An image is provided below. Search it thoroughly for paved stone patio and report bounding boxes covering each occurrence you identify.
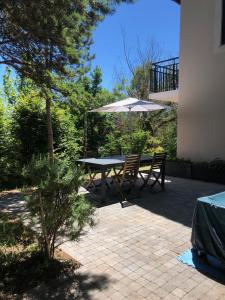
[1,177,225,299]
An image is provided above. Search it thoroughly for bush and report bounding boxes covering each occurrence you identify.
[120,130,148,155]
[0,90,81,190]
[0,99,20,189]
[98,131,122,156]
[11,94,80,165]
[23,156,95,260]
[99,129,165,156]
[160,121,177,160]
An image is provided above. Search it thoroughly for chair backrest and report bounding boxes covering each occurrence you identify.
[151,152,167,171]
[122,154,140,180]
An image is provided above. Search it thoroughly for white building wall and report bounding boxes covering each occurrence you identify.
[177,0,225,161]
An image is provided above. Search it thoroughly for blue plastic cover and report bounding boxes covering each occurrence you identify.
[191,192,225,264]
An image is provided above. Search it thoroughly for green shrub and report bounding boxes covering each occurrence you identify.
[120,130,148,155]
[11,94,80,165]
[145,135,164,155]
[23,156,95,260]
[0,99,20,189]
[98,131,121,156]
[99,129,166,156]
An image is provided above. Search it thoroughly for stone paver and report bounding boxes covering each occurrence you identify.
[1,177,225,299]
[60,177,225,299]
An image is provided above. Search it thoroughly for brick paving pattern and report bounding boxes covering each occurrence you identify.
[1,177,225,299]
[60,177,225,299]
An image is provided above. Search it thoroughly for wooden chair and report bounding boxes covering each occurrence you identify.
[108,149,123,177]
[139,152,167,191]
[112,154,140,207]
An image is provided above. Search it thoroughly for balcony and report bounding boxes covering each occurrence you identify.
[149,57,179,103]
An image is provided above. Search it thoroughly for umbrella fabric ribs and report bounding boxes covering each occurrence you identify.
[89,97,165,113]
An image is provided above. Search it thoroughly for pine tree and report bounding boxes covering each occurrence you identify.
[0,0,135,160]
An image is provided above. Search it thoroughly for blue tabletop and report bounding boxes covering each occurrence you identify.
[77,157,124,166]
[77,155,152,167]
[198,192,225,209]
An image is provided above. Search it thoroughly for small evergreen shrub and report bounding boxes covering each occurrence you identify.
[23,156,95,260]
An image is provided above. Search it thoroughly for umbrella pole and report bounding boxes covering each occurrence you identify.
[84,112,88,158]
[128,106,132,133]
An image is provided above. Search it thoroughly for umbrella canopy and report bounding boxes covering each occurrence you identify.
[89,97,165,113]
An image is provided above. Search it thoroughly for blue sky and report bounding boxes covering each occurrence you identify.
[91,0,180,90]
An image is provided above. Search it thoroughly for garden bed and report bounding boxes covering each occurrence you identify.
[0,211,81,299]
[165,159,225,185]
[165,160,192,179]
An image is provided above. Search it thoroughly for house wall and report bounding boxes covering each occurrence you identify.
[177,0,225,161]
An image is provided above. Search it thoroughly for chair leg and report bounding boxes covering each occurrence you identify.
[150,172,165,190]
[105,168,115,188]
[139,171,151,191]
[85,172,97,189]
[118,186,125,208]
[113,167,121,176]
[126,179,136,195]
[139,176,149,190]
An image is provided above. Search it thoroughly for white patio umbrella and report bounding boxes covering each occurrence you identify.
[89,97,165,113]
[84,97,166,156]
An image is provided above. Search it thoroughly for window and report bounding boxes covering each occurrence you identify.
[221,0,225,44]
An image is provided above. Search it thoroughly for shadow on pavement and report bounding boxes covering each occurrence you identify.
[23,271,112,300]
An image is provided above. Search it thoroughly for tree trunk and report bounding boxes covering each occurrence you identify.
[39,193,50,260]
[46,97,54,164]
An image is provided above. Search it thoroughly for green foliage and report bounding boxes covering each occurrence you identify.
[66,67,125,156]
[0,73,82,190]
[0,98,19,188]
[99,128,164,156]
[0,0,136,170]
[98,130,122,156]
[129,62,152,99]
[0,65,125,189]
[11,90,48,165]
[0,0,135,89]
[120,130,148,155]
[2,68,18,105]
[160,121,177,159]
[90,66,102,96]
[11,93,80,166]
[145,135,164,155]
[23,156,95,259]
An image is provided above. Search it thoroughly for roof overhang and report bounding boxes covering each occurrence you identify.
[172,0,180,4]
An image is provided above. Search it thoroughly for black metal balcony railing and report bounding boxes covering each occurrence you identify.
[150,57,179,93]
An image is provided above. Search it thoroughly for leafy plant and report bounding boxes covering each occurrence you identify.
[160,121,177,159]
[120,130,148,155]
[23,156,95,260]
[98,131,122,156]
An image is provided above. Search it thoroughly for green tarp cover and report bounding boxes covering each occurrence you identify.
[191,192,225,263]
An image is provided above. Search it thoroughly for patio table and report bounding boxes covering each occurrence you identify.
[77,155,154,201]
[191,192,225,264]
